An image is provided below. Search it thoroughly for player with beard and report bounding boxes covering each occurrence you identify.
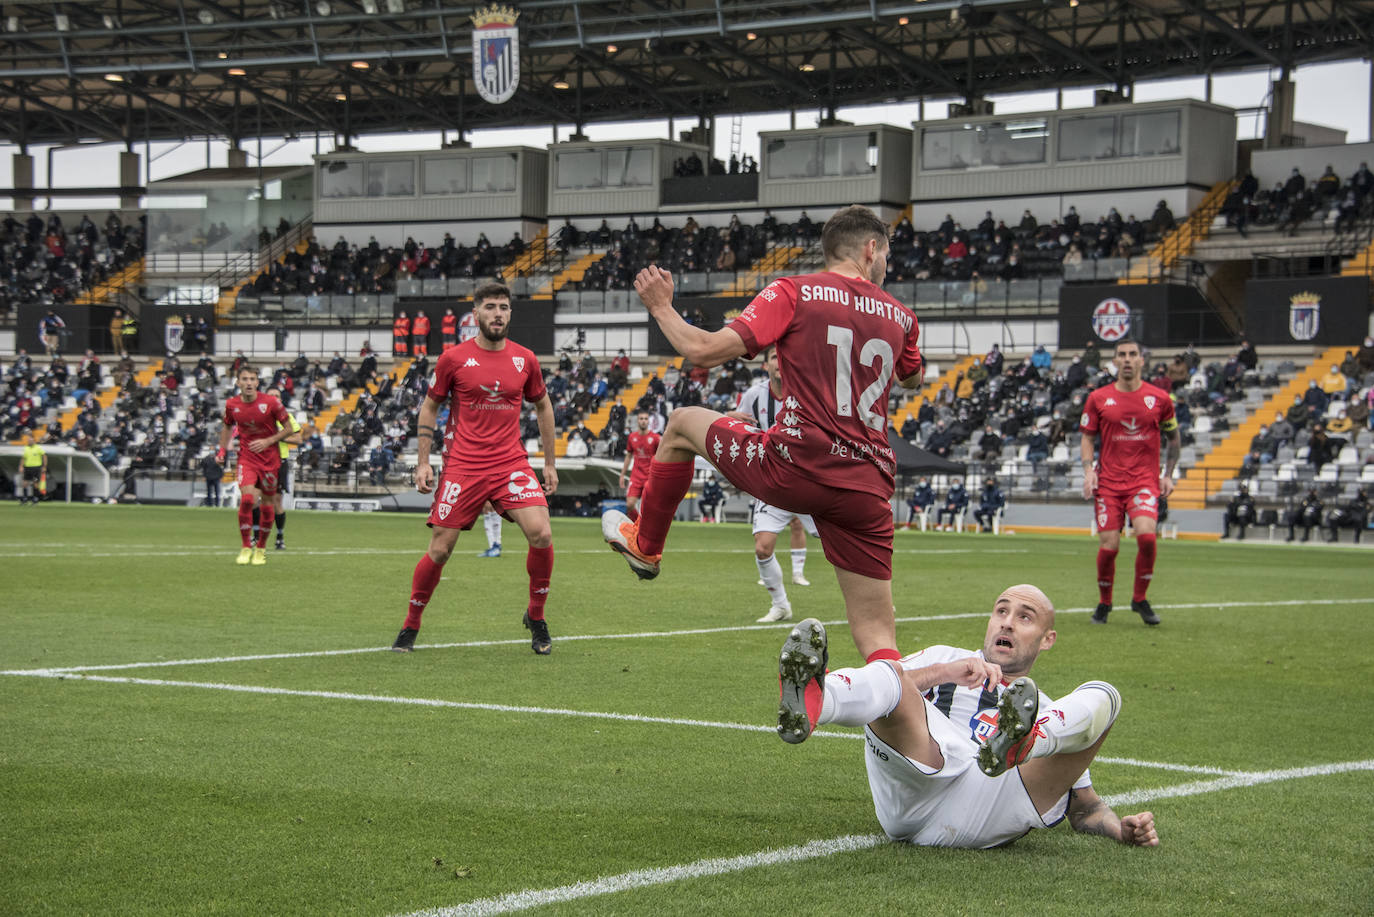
[603,205,923,664]
[618,409,661,519]
[391,282,560,655]
[1080,339,1180,626]
[774,585,1158,850]
[217,366,293,566]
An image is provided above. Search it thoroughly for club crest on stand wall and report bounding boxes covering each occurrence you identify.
[472,5,520,104]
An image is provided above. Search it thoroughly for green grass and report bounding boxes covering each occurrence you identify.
[1,504,1371,916]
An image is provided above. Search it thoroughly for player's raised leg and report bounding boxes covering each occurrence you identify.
[507,504,554,655]
[603,405,723,578]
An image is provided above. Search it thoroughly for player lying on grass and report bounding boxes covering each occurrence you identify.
[777,584,1159,849]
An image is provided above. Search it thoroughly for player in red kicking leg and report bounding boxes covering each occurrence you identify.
[217,366,293,567]
[1079,339,1181,626]
[392,283,559,655]
[602,206,924,663]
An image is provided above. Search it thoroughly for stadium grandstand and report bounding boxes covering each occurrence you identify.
[1,0,1373,541]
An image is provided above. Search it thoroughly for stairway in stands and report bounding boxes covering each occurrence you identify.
[889,355,980,432]
[499,227,551,282]
[1120,180,1234,285]
[532,251,603,301]
[214,230,314,324]
[74,258,144,305]
[313,358,412,433]
[716,243,807,296]
[1171,345,1348,508]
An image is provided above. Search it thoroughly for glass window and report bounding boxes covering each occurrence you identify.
[471,154,516,192]
[366,160,414,197]
[1058,115,1117,161]
[556,150,602,189]
[765,137,820,179]
[921,121,1046,171]
[822,133,877,176]
[319,160,364,198]
[606,148,653,187]
[424,157,469,195]
[1119,110,1181,157]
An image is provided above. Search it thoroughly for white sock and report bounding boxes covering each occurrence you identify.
[818,662,902,726]
[1029,681,1122,759]
[791,548,807,578]
[483,511,502,548]
[756,554,788,607]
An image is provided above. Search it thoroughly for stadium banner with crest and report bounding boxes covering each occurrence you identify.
[648,297,751,355]
[1058,283,1232,349]
[1242,277,1370,346]
[471,5,520,105]
[139,303,216,356]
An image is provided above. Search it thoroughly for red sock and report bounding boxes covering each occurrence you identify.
[1133,533,1157,602]
[1096,547,1118,605]
[526,545,554,620]
[634,459,696,556]
[238,495,256,548]
[404,554,444,630]
[625,504,639,522]
[256,504,275,548]
[865,648,902,664]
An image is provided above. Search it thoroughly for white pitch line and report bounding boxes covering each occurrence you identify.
[0,546,1029,560]
[0,669,1260,778]
[392,759,1374,917]
[4,596,1370,677]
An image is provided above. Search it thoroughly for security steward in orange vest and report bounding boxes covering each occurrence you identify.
[411,310,431,356]
[441,308,458,351]
[392,311,410,356]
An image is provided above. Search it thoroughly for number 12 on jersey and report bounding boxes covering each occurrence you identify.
[827,325,894,431]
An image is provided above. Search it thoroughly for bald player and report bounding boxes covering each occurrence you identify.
[774,585,1158,849]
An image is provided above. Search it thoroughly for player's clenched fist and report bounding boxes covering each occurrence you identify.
[414,463,435,494]
[1119,811,1158,846]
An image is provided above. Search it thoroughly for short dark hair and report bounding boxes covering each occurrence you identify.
[821,205,888,263]
[473,281,512,306]
[236,364,258,378]
[1114,338,1141,353]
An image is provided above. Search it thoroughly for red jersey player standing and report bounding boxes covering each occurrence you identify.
[392,282,560,655]
[1079,338,1180,626]
[602,205,923,666]
[618,409,661,518]
[216,365,293,566]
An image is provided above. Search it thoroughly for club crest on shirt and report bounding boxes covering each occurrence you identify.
[970,707,1000,744]
[1144,395,1156,409]
[437,503,452,521]
[258,402,267,413]
[512,356,525,372]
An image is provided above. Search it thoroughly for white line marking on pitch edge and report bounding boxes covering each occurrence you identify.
[3,596,1369,677]
[389,759,1374,917]
[0,669,1261,778]
[0,546,1028,559]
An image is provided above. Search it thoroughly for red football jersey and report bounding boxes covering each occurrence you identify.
[429,338,546,472]
[626,430,661,480]
[1080,382,1178,490]
[727,271,922,497]
[224,393,289,464]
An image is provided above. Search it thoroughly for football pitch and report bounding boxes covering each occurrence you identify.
[1,504,1371,916]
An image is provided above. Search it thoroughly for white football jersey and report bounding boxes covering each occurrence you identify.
[735,378,783,429]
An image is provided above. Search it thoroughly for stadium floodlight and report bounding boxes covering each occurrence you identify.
[362,0,378,13]
[102,14,120,29]
[386,0,405,13]
[350,59,370,70]
[553,73,570,90]
[5,15,19,32]
[198,9,215,24]
[316,1,331,15]
[54,13,69,31]
[606,43,617,53]
[104,73,125,83]
[227,67,247,77]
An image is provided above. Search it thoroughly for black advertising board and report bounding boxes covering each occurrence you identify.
[1058,283,1228,349]
[16,302,117,355]
[1242,277,1370,346]
[139,302,217,356]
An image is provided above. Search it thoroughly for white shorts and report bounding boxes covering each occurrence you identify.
[751,501,819,537]
[862,697,1084,848]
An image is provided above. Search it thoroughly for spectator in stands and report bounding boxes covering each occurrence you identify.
[1287,488,1323,542]
[1025,426,1049,467]
[608,349,630,392]
[905,476,935,528]
[1284,167,1307,201]
[367,443,393,486]
[1031,345,1052,371]
[1326,488,1369,544]
[1308,424,1344,472]
[1221,484,1257,540]
[1236,339,1258,373]
[1248,425,1277,464]
[935,478,968,531]
[1319,363,1350,399]
[1287,392,1312,428]
[925,419,955,459]
[1348,391,1370,431]
[1327,407,1353,436]
[1269,410,1295,448]
[698,474,724,522]
[1352,162,1374,199]
[1063,206,1081,233]
[976,424,1003,463]
[983,344,1004,378]
[1149,200,1176,236]
[1335,189,1361,233]
[1302,380,1329,416]
[973,477,1006,533]
[1061,243,1083,266]
[1316,165,1341,201]
[1018,209,1037,235]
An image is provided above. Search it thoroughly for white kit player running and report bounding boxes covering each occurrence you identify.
[776,585,1159,850]
[729,346,818,622]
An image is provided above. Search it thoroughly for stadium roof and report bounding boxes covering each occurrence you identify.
[2,0,1371,147]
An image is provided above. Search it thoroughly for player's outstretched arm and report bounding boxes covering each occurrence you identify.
[1080,434,1098,501]
[534,394,558,495]
[413,395,442,494]
[633,266,747,368]
[1160,428,1181,498]
[1067,786,1159,846]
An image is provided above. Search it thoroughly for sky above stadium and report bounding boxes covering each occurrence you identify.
[2,59,1371,204]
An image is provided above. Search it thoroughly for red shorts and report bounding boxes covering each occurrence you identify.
[627,469,650,499]
[1094,483,1160,533]
[237,455,281,497]
[703,417,894,579]
[427,461,548,529]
